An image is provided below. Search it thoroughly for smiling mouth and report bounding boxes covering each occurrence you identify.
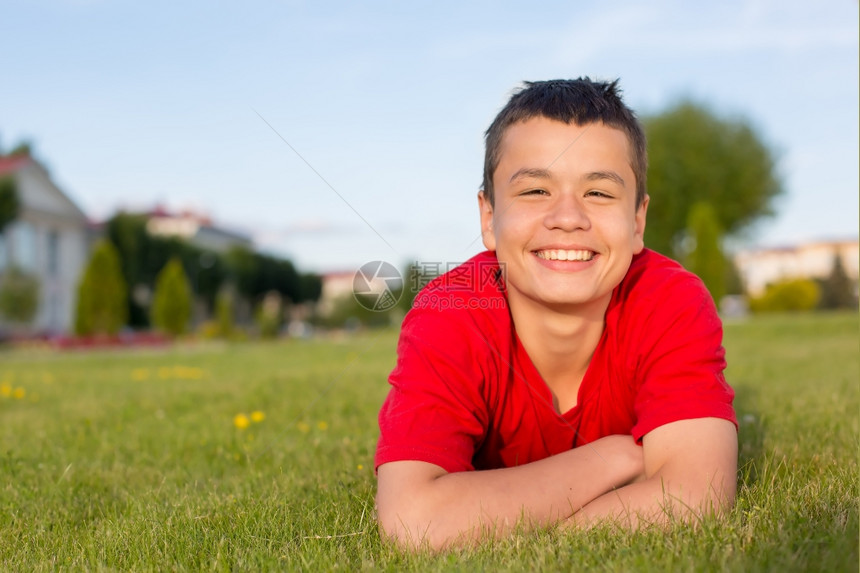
[534,249,595,262]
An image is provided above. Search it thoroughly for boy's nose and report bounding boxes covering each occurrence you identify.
[544,195,590,231]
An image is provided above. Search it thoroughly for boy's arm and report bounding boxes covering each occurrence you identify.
[376,434,643,551]
[569,417,737,528]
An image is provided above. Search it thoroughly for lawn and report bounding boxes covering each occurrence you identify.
[0,312,857,571]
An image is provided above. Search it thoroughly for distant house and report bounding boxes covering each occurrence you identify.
[734,239,859,296]
[318,270,356,316]
[0,155,91,334]
[144,206,253,254]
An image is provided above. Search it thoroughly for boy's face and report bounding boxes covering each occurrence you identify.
[479,116,648,311]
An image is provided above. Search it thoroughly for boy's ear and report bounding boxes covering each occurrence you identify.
[633,194,649,254]
[478,190,496,251]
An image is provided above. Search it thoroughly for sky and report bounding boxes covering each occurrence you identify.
[2,0,858,273]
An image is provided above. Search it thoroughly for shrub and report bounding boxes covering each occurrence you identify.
[255,291,282,339]
[75,240,127,335]
[0,266,39,324]
[151,258,192,337]
[749,278,821,312]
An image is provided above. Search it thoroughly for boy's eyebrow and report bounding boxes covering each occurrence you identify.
[509,167,553,184]
[584,170,627,187]
[508,167,629,187]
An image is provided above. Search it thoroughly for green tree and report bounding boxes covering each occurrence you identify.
[644,102,783,258]
[724,258,744,296]
[8,142,32,157]
[105,212,150,325]
[0,267,39,324]
[215,287,236,338]
[683,202,726,302]
[75,240,128,335]
[0,176,19,234]
[106,212,228,326]
[151,258,192,337]
[818,254,857,310]
[297,272,323,304]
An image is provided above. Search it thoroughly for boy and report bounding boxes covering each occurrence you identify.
[375,78,737,550]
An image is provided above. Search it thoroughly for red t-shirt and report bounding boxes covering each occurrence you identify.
[375,249,736,473]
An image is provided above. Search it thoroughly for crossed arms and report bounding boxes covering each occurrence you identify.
[376,417,737,551]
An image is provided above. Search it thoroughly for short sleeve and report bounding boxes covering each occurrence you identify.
[630,276,737,442]
[375,307,490,473]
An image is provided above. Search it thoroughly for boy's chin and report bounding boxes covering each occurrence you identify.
[514,286,614,313]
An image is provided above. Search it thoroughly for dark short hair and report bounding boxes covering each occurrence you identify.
[482,78,647,207]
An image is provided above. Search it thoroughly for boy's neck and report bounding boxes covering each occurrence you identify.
[509,293,610,413]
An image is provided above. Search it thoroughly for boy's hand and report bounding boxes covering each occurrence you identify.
[376,434,645,551]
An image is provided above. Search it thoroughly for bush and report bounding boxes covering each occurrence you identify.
[0,267,39,324]
[255,291,283,339]
[314,293,403,329]
[749,278,821,313]
[75,240,127,335]
[151,258,192,337]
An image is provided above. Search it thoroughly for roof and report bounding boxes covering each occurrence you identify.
[0,154,31,175]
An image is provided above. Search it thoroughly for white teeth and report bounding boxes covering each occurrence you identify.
[537,249,594,261]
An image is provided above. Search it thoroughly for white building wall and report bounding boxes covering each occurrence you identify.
[0,161,90,334]
[12,212,89,333]
[735,240,859,296]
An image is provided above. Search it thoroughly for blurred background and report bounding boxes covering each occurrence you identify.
[0,0,857,339]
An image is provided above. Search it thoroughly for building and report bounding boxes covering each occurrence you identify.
[318,270,356,316]
[0,155,91,333]
[144,206,253,254]
[734,239,859,296]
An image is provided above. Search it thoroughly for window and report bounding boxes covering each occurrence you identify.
[13,221,37,272]
[47,230,59,276]
[0,233,6,272]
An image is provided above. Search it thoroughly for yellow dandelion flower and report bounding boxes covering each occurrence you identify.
[297,421,310,434]
[317,421,329,431]
[0,384,11,397]
[233,413,250,429]
[250,411,265,423]
[12,387,25,399]
[131,368,150,381]
[186,367,204,379]
[357,464,364,471]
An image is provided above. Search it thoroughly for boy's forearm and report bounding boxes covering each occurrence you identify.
[568,467,736,529]
[376,435,642,550]
[568,419,739,529]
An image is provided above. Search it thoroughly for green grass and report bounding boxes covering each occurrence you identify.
[0,312,857,571]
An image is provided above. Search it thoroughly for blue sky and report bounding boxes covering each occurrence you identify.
[2,0,857,272]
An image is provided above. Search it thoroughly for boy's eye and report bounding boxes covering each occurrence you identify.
[585,190,613,199]
[520,189,548,196]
